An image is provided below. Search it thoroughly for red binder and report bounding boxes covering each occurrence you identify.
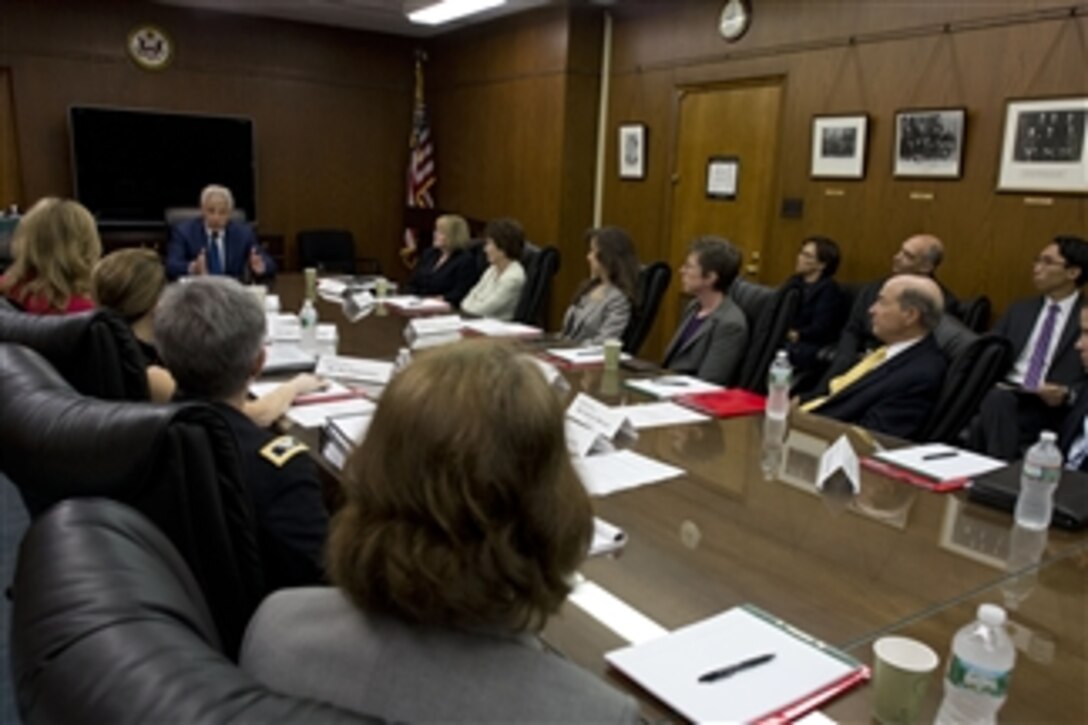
[676,389,767,418]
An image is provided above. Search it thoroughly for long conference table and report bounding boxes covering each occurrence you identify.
[274,275,1087,723]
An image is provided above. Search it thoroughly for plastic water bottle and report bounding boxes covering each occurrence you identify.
[298,298,318,352]
[761,415,787,480]
[935,604,1015,724]
[394,346,412,373]
[766,349,792,420]
[1014,430,1062,530]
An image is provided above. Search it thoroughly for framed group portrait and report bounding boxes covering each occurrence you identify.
[810,114,869,179]
[618,123,647,181]
[894,107,966,179]
[997,96,1088,194]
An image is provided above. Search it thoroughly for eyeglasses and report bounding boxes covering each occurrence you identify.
[1034,255,1068,268]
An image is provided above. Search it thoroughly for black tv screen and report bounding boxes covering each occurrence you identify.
[69,106,256,226]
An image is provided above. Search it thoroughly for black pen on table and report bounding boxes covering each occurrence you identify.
[922,451,958,461]
[697,653,775,683]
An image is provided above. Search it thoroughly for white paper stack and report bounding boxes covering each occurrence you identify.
[462,318,543,338]
[384,295,452,314]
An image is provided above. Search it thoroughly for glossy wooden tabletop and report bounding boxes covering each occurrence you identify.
[272,275,1087,723]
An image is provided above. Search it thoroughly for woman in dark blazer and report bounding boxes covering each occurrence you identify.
[560,226,640,345]
[405,214,478,307]
[783,236,846,375]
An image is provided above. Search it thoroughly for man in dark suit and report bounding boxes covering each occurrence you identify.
[800,274,947,439]
[1060,301,1088,470]
[165,184,275,281]
[822,233,958,383]
[969,236,1088,460]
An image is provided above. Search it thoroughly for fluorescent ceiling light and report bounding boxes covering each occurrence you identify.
[408,0,506,26]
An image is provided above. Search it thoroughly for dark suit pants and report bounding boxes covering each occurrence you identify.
[968,387,1068,460]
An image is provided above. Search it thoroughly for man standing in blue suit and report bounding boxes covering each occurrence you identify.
[165,184,275,281]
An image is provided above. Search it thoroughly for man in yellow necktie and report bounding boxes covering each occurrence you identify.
[798,274,948,439]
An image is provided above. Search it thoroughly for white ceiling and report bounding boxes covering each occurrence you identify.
[155,0,562,38]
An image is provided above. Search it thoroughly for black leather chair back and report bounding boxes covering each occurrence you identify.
[514,245,560,327]
[0,306,149,400]
[933,313,978,362]
[622,261,671,355]
[733,280,802,393]
[0,343,263,656]
[959,295,992,333]
[298,228,373,274]
[917,334,1014,443]
[11,499,376,723]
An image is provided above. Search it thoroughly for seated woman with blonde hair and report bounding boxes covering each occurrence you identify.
[404,214,479,307]
[561,225,640,344]
[240,338,638,723]
[92,248,322,427]
[0,197,100,314]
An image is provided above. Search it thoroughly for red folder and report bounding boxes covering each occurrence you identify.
[860,457,969,492]
[676,389,767,418]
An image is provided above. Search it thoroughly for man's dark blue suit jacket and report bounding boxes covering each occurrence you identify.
[166,217,276,281]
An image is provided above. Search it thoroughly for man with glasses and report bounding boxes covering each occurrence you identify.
[968,235,1088,460]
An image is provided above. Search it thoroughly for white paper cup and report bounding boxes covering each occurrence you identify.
[872,636,940,724]
[603,338,622,372]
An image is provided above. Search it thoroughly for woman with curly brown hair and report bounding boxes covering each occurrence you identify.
[0,197,100,314]
[240,338,637,723]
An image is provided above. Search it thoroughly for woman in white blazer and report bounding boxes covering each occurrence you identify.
[460,217,527,321]
[560,226,640,345]
[241,339,639,724]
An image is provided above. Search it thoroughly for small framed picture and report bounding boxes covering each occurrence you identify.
[618,123,647,180]
[705,156,739,199]
[894,108,966,179]
[997,96,1088,194]
[810,114,869,179]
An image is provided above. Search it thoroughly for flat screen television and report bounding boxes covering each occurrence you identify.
[69,106,256,226]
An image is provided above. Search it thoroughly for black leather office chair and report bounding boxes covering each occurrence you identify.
[514,245,560,327]
[623,261,671,355]
[297,228,380,274]
[917,334,1014,443]
[11,498,376,723]
[0,343,262,657]
[958,295,992,333]
[933,313,978,362]
[732,279,802,393]
[0,306,149,400]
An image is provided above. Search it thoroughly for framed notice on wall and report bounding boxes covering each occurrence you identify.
[997,96,1088,194]
[618,123,647,180]
[706,156,739,199]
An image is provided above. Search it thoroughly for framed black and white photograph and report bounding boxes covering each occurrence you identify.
[618,123,647,180]
[997,96,1088,194]
[894,108,966,179]
[810,114,869,179]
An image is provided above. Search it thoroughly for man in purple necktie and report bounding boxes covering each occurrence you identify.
[969,235,1088,460]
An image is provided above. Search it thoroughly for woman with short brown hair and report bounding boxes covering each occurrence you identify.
[241,339,637,722]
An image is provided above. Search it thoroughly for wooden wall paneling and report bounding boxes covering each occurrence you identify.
[0,68,21,210]
[0,0,414,274]
[603,2,1088,335]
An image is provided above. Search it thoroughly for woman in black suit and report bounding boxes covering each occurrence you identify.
[783,236,846,375]
[405,214,478,307]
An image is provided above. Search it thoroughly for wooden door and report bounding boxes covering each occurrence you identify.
[656,79,783,357]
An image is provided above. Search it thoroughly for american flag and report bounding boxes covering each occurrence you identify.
[407,52,435,208]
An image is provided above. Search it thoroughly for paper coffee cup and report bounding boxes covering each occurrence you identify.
[603,338,622,372]
[872,636,940,724]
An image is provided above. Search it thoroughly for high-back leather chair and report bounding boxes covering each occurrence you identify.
[732,279,802,393]
[11,498,375,723]
[958,295,993,333]
[297,228,378,274]
[514,245,560,327]
[917,334,1014,443]
[0,306,149,400]
[0,343,262,656]
[622,261,671,355]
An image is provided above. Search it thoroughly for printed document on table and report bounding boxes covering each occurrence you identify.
[874,443,1007,481]
[572,450,684,496]
[384,295,451,313]
[249,380,352,400]
[315,355,394,385]
[614,402,710,430]
[625,375,724,399]
[462,318,543,338]
[286,397,376,428]
[547,346,632,365]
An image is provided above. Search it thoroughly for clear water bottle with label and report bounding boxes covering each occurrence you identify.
[766,349,792,420]
[935,603,1016,724]
[1014,430,1062,530]
[298,298,318,352]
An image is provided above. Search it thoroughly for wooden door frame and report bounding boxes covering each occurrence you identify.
[657,74,789,283]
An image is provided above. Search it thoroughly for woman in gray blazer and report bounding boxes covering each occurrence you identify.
[241,339,639,724]
[663,236,748,385]
[560,226,640,345]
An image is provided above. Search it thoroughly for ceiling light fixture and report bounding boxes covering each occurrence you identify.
[408,0,506,26]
